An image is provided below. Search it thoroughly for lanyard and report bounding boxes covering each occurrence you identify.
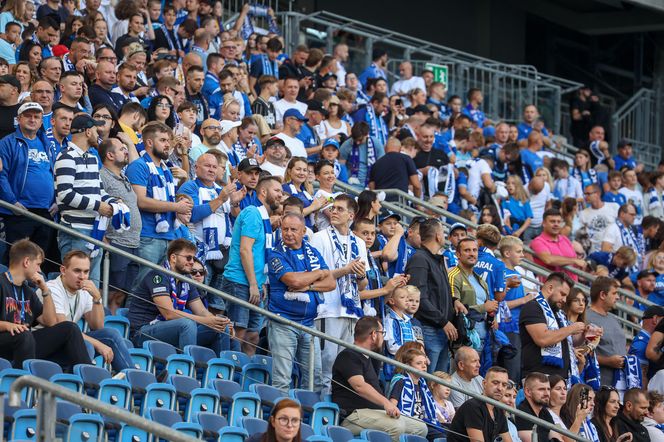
[68,290,80,321]
[6,272,26,323]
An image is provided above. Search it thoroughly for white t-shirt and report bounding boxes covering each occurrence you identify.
[579,202,620,253]
[553,177,583,201]
[390,76,426,107]
[310,227,369,320]
[529,182,553,227]
[260,161,286,179]
[275,133,307,158]
[619,187,645,225]
[313,189,340,231]
[47,276,94,322]
[468,158,492,199]
[274,99,308,127]
[602,223,624,252]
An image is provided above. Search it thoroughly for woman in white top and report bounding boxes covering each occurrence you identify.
[525,167,554,242]
[549,375,568,430]
[320,95,351,140]
[313,160,339,231]
[13,62,33,102]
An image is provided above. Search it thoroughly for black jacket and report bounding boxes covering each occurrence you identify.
[615,413,651,442]
[406,246,454,328]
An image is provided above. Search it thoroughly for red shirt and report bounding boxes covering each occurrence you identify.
[530,232,579,281]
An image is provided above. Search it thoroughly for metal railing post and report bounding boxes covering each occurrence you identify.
[102,251,110,306]
[309,334,315,391]
[36,390,56,442]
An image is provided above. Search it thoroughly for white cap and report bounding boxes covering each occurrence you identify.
[18,102,44,115]
[220,119,241,136]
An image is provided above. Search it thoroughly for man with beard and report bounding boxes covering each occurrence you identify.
[48,104,74,156]
[100,138,142,313]
[447,367,512,442]
[515,372,556,442]
[126,122,193,276]
[616,389,651,442]
[519,272,585,380]
[333,316,428,440]
[128,239,233,352]
[219,176,283,355]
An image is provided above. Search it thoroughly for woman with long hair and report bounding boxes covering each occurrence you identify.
[572,148,603,191]
[92,104,121,139]
[479,204,503,233]
[62,15,84,46]
[18,40,42,73]
[355,190,382,224]
[321,95,351,140]
[12,61,33,101]
[548,375,568,430]
[0,0,24,33]
[591,386,621,442]
[564,288,587,324]
[560,196,581,238]
[501,174,532,238]
[282,157,327,229]
[253,398,302,442]
[147,95,175,128]
[560,384,599,442]
[229,117,261,165]
[313,160,338,231]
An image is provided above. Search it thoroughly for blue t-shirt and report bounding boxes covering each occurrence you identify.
[295,124,318,149]
[517,122,549,141]
[628,329,650,369]
[501,198,533,226]
[433,130,452,153]
[499,268,526,334]
[377,234,415,277]
[21,136,54,209]
[267,243,328,326]
[613,155,637,171]
[602,191,627,206]
[223,206,269,287]
[520,149,543,175]
[468,274,488,341]
[474,247,506,298]
[588,252,628,282]
[462,104,485,127]
[125,158,177,240]
[443,247,457,269]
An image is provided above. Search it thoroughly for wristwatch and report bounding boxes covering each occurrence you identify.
[93,299,103,305]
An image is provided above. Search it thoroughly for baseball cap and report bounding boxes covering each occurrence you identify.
[322,138,340,150]
[264,137,286,149]
[378,210,401,224]
[306,100,328,117]
[70,114,104,133]
[238,158,262,172]
[617,139,632,149]
[636,270,656,280]
[406,104,432,116]
[449,222,467,234]
[17,102,44,115]
[220,119,241,136]
[0,74,21,90]
[283,108,308,122]
[479,147,496,160]
[643,305,664,319]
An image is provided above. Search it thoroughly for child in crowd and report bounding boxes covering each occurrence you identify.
[429,371,455,424]
[319,138,348,183]
[552,158,583,203]
[443,223,467,269]
[377,212,415,277]
[313,160,339,231]
[384,285,416,357]
[501,175,533,238]
[173,193,197,244]
[602,170,627,206]
[404,285,424,344]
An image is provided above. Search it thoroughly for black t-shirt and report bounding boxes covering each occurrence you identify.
[515,400,555,442]
[414,149,450,195]
[447,398,508,442]
[332,348,383,416]
[649,320,664,375]
[519,299,571,379]
[369,152,418,194]
[127,269,201,335]
[388,378,425,420]
[0,273,43,327]
[0,104,20,139]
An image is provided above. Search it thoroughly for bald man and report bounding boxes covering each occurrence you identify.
[449,346,484,408]
[89,60,127,112]
[390,61,426,107]
[190,118,224,162]
[183,53,204,77]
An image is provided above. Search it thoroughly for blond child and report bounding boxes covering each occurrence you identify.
[405,286,424,345]
[384,286,417,356]
[428,371,455,424]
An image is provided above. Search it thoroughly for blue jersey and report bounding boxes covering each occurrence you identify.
[628,329,650,369]
[517,122,549,141]
[377,234,414,277]
[474,247,506,298]
[499,268,526,334]
[588,252,628,282]
[602,191,627,206]
[613,155,637,171]
[520,149,543,175]
[501,197,533,233]
[462,104,485,127]
[443,247,458,269]
[223,206,269,287]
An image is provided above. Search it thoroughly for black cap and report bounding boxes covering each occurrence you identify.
[406,104,432,116]
[238,158,262,172]
[617,139,632,149]
[643,305,664,319]
[637,270,656,280]
[0,74,20,90]
[378,210,401,224]
[70,114,105,133]
[306,100,328,117]
[264,137,286,149]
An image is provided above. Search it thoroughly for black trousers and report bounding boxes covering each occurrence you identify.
[0,322,92,372]
[3,210,57,271]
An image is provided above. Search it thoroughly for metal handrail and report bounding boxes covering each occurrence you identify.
[5,375,198,442]
[0,200,590,442]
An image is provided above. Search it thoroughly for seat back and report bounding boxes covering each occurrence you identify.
[98,378,132,409]
[185,388,220,421]
[23,359,62,380]
[193,412,228,439]
[0,368,30,402]
[312,402,339,435]
[203,358,235,385]
[301,423,314,440]
[324,426,354,442]
[173,422,203,438]
[211,379,241,416]
[166,354,195,378]
[141,383,177,416]
[228,392,261,426]
[49,373,83,394]
[67,413,105,442]
[250,384,286,414]
[399,435,428,442]
[361,429,392,442]
[250,354,272,371]
[128,348,154,373]
[290,389,320,416]
[0,357,11,371]
[218,426,249,442]
[118,424,149,442]
[219,351,250,370]
[242,417,267,436]
[142,340,177,372]
[147,407,182,427]
[74,364,111,396]
[10,409,37,441]
[241,363,270,390]
[184,344,216,367]
[104,315,131,339]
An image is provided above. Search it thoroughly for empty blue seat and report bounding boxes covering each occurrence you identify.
[10,409,37,441]
[250,354,272,371]
[142,382,177,416]
[312,402,339,435]
[290,389,320,418]
[173,421,203,438]
[324,426,354,442]
[228,392,261,427]
[98,378,132,410]
[218,426,248,442]
[166,354,195,378]
[49,373,83,394]
[203,358,236,385]
[123,369,157,412]
[184,344,216,366]
[193,412,228,440]
[104,315,131,339]
[211,379,241,416]
[0,368,30,402]
[399,435,428,442]
[250,383,286,415]
[74,364,111,396]
[0,357,11,371]
[148,407,182,426]
[186,388,220,421]
[361,429,391,442]
[23,359,61,380]
[128,348,153,372]
[301,423,314,440]
[66,413,105,442]
[219,351,250,371]
[242,417,267,436]
[142,340,178,373]
[241,363,270,390]
[117,424,149,442]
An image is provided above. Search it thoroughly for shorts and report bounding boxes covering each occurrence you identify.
[217,277,264,332]
[108,243,140,292]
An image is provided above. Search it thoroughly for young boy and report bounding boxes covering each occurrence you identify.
[377,212,415,277]
[405,285,424,345]
[251,75,279,131]
[443,223,467,269]
[602,170,627,206]
[497,235,534,383]
[320,138,348,183]
[384,285,417,357]
[613,140,642,172]
[551,158,583,203]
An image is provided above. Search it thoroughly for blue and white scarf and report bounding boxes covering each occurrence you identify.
[231,141,248,164]
[157,260,191,320]
[257,204,273,273]
[613,355,642,392]
[364,252,383,316]
[557,310,581,383]
[389,374,438,426]
[582,352,601,390]
[87,201,130,258]
[616,220,645,272]
[62,53,75,71]
[348,138,377,187]
[143,154,176,233]
[589,141,605,162]
[286,183,314,225]
[646,187,664,215]
[386,307,414,347]
[328,226,363,317]
[196,181,232,261]
[444,163,456,204]
[580,418,600,442]
[278,239,324,304]
[259,54,278,77]
[535,293,566,368]
[366,105,387,146]
[572,167,598,190]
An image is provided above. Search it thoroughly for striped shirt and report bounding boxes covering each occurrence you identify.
[55,142,115,230]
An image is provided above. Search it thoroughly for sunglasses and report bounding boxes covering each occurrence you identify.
[191,269,206,276]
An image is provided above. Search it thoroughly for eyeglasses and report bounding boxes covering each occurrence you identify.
[191,269,206,276]
[93,114,112,121]
[156,103,172,109]
[174,254,195,262]
[373,329,386,337]
[276,417,301,427]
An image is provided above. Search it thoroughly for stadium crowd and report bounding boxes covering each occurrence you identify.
[1,1,664,441]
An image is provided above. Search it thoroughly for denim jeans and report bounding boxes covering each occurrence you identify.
[421,325,450,373]
[132,317,229,353]
[58,228,102,287]
[218,277,264,331]
[84,328,134,371]
[133,237,169,291]
[267,320,322,393]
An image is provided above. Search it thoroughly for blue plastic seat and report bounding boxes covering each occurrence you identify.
[250,383,286,415]
[142,383,177,416]
[228,392,261,427]
[240,363,270,390]
[301,423,314,440]
[186,388,220,421]
[324,426,354,442]
[173,421,203,438]
[104,315,130,339]
[219,351,250,373]
[142,340,178,373]
[98,378,132,411]
[242,417,267,436]
[10,409,37,441]
[169,374,200,407]
[0,368,30,402]
[148,408,182,442]
[128,348,154,372]
[0,357,11,371]
[49,373,83,394]
[66,413,105,442]
[307,437,333,442]
[211,379,241,416]
[218,426,248,442]
[166,354,196,378]
[123,338,134,349]
[193,412,228,440]
[117,424,149,442]
[312,401,339,435]
[4,396,28,427]
[122,369,157,412]
[250,354,272,371]
[74,364,111,396]
[290,388,320,417]
[184,344,217,381]
[23,359,61,380]
[203,358,236,385]
[399,435,428,442]
[361,429,392,442]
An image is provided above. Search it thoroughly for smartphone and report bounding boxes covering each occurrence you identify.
[580,388,589,409]
[395,98,402,106]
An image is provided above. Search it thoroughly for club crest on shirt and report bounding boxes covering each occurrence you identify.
[153,275,163,284]
[270,258,283,273]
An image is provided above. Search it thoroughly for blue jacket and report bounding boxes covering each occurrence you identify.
[0,128,54,214]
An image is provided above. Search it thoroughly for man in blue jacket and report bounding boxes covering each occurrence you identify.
[0,102,55,261]
[267,212,336,392]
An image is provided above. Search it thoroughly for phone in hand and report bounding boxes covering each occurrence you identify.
[580,388,589,409]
